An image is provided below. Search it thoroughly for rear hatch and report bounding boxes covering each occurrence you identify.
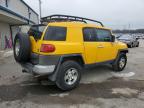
[31,25,67,54]
[28,24,47,64]
[28,24,47,53]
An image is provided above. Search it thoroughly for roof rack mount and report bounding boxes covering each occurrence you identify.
[41,14,104,27]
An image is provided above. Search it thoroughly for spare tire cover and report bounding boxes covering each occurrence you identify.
[13,33,31,62]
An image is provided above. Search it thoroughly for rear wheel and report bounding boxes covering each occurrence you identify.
[13,33,31,62]
[56,61,82,91]
[136,42,139,47]
[112,53,127,72]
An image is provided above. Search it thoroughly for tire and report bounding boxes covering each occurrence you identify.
[112,53,127,72]
[13,33,31,63]
[56,61,82,91]
[133,43,137,47]
[130,43,133,48]
[128,44,132,48]
[136,42,139,47]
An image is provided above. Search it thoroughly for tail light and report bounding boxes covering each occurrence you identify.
[40,44,55,52]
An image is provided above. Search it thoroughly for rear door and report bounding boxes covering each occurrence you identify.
[29,25,47,53]
[94,29,117,62]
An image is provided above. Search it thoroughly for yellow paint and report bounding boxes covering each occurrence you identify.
[30,22,127,64]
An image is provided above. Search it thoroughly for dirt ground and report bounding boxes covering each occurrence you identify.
[0,40,144,108]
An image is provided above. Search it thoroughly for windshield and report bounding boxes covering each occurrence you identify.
[19,24,46,34]
[24,24,47,39]
[28,24,46,36]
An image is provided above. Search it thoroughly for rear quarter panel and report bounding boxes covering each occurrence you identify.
[38,26,86,63]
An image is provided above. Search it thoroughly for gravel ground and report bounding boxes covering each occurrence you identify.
[0,40,144,108]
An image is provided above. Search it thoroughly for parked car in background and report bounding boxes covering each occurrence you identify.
[115,34,122,39]
[118,35,139,48]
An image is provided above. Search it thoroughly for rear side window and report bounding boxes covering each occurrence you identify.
[83,28,96,41]
[96,29,112,42]
[44,26,67,41]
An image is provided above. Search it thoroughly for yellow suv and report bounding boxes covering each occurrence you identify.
[13,15,128,90]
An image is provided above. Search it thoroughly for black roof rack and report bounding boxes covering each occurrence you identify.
[41,14,104,27]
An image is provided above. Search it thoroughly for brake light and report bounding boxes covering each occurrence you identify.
[40,44,55,52]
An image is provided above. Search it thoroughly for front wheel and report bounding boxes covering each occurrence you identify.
[56,61,82,91]
[112,53,127,72]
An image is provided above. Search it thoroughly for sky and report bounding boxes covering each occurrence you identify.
[24,0,144,29]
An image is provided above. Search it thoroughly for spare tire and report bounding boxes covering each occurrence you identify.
[13,33,31,63]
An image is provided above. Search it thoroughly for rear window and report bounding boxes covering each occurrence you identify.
[29,25,46,33]
[44,26,67,41]
[83,28,96,41]
[28,25,46,36]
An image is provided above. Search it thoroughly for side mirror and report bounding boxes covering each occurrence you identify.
[111,35,115,42]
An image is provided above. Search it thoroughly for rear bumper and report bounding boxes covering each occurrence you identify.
[21,63,55,75]
[20,54,61,75]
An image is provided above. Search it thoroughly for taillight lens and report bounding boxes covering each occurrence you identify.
[40,44,55,52]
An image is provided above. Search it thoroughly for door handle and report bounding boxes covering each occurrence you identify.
[97,45,104,48]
